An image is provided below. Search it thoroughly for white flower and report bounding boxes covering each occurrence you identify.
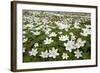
[44,25,49,28]
[69,32,74,35]
[62,53,69,60]
[23,31,26,34]
[69,33,76,40]
[67,18,73,23]
[44,38,53,44]
[31,11,41,15]
[23,38,28,42]
[74,21,80,29]
[80,28,91,36]
[34,43,39,47]
[65,28,69,31]
[24,24,34,29]
[34,17,40,22]
[23,35,25,39]
[35,26,41,30]
[59,35,69,41]
[74,49,82,58]
[49,32,57,37]
[23,48,25,53]
[29,48,38,56]
[58,32,62,34]
[52,13,64,16]
[85,25,91,28]
[42,18,49,24]
[55,21,69,30]
[49,47,59,58]
[71,35,76,41]
[64,40,76,52]
[35,24,44,30]
[28,16,34,23]
[40,50,49,58]
[43,28,52,35]
[32,31,40,35]
[75,38,86,48]
[58,24,67,30]
[51,26,56,29]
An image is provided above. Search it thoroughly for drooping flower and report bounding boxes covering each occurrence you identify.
[74,49,82,58]
[44,38,54,44]
[28,48,38,56]
[64,40,76,52]
[62,53,69,60]
[49,47,59,58]
[40,50,49,58]
[59,35,69,41]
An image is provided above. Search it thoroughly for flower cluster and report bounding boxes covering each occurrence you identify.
[23,10,91,62]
